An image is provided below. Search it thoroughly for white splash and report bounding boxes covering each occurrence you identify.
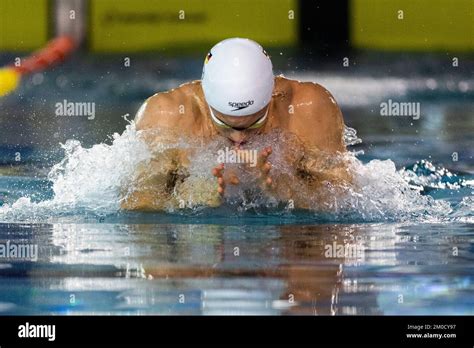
[0,122,151,222]
[0,122,471,223]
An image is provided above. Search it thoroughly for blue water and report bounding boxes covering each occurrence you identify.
[0,53,473,315]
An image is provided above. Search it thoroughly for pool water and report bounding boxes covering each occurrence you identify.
[0,221,472,315]
[0,53,472,315]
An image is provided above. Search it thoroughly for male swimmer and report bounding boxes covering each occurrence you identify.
[121,38,352,211]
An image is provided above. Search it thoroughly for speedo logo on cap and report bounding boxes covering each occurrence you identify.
[228,100,254,111]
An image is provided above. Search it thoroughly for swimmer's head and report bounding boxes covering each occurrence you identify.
[202,38,274,119]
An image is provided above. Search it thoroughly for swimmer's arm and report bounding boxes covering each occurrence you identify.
[120,150,187,211]
[133,91,194,165]
[289,83,353,186]
[121,150,222,211]
[122,95,221,211]
[297,152,353,188]
[121,95,186,211]
[295,82,346,153]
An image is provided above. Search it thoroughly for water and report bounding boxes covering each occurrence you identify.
[0,222,472,315]
[0,53,473,315]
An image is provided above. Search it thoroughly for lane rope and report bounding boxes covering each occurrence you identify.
[0,36,76,97]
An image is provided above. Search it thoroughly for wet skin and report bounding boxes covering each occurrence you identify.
[122,75,350,211]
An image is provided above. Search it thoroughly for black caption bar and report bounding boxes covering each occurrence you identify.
[0,315,472,346]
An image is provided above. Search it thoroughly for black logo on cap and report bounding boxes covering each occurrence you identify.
[228,100,254,111]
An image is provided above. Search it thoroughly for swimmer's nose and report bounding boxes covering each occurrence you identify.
[228,131,247,145]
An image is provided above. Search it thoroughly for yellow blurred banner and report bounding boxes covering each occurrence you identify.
[351,0,474,51]
[90,0,298,52]
[0,0,49,51]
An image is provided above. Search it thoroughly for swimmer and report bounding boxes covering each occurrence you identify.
[121,38,352,211]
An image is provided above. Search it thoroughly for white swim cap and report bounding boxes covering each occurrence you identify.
[202,38,274,117]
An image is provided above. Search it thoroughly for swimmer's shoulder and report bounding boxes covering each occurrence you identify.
[273,75,345,152]
[135,80,205,131]
[274,75,341,118]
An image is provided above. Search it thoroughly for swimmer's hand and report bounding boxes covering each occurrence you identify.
[256,146,273,188]
[212,163,240,195]
[211,146,272,195]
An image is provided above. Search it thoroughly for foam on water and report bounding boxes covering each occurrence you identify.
[0,122,150,221]
[0,121,472,223]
